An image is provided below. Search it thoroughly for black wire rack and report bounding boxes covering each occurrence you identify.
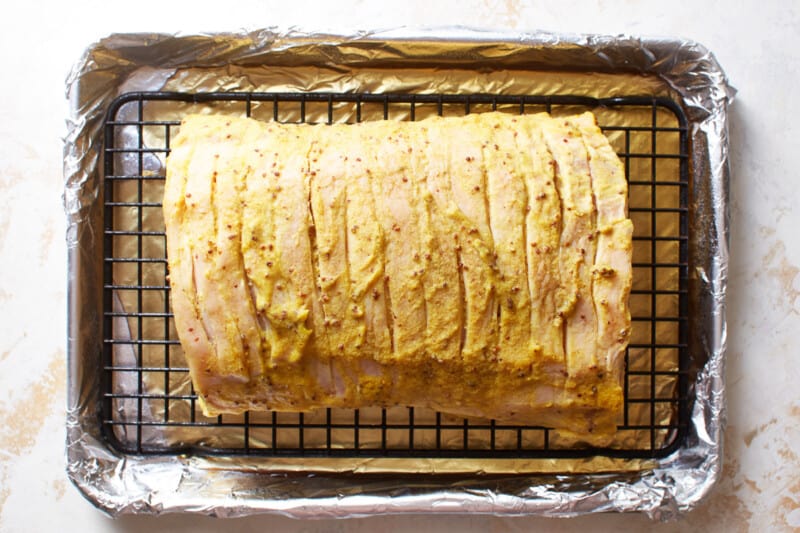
[102,91,689,460]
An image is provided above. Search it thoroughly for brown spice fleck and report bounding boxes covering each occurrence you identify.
[595,267,616,278]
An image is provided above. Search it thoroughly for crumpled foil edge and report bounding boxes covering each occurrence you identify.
[64,27,733,520]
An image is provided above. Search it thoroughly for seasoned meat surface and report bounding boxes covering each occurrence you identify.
[164,111,632,442]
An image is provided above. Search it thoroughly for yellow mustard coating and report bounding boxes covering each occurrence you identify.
[163,111,633,443]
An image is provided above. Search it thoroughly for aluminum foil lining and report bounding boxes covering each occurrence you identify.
[64,27,734,520]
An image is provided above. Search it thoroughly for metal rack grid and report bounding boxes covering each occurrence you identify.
[102,91,689,459]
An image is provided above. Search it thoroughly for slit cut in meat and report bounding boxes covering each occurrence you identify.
[516,120,565,374]
[181,117,248,382]
[306,172,327,357]
[163,130,220,398]
[480,114,531,367]
[370,125,427,362]
[540,117,598,381]
[212,120,263,378]
[446,115,497,363]
[569,114,633,380]
[267,131,315,364]
[417,119,463,363]
[343,126,390,362]
[164,111,632,443]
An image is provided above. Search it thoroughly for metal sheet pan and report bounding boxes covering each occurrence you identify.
[64,27,733,519]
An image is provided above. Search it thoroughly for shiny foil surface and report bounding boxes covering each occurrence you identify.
[64,28,734,519]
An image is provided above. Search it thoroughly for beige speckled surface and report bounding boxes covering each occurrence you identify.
[0,0,798,531]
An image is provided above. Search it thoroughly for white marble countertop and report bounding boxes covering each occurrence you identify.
[0,0,797,531]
